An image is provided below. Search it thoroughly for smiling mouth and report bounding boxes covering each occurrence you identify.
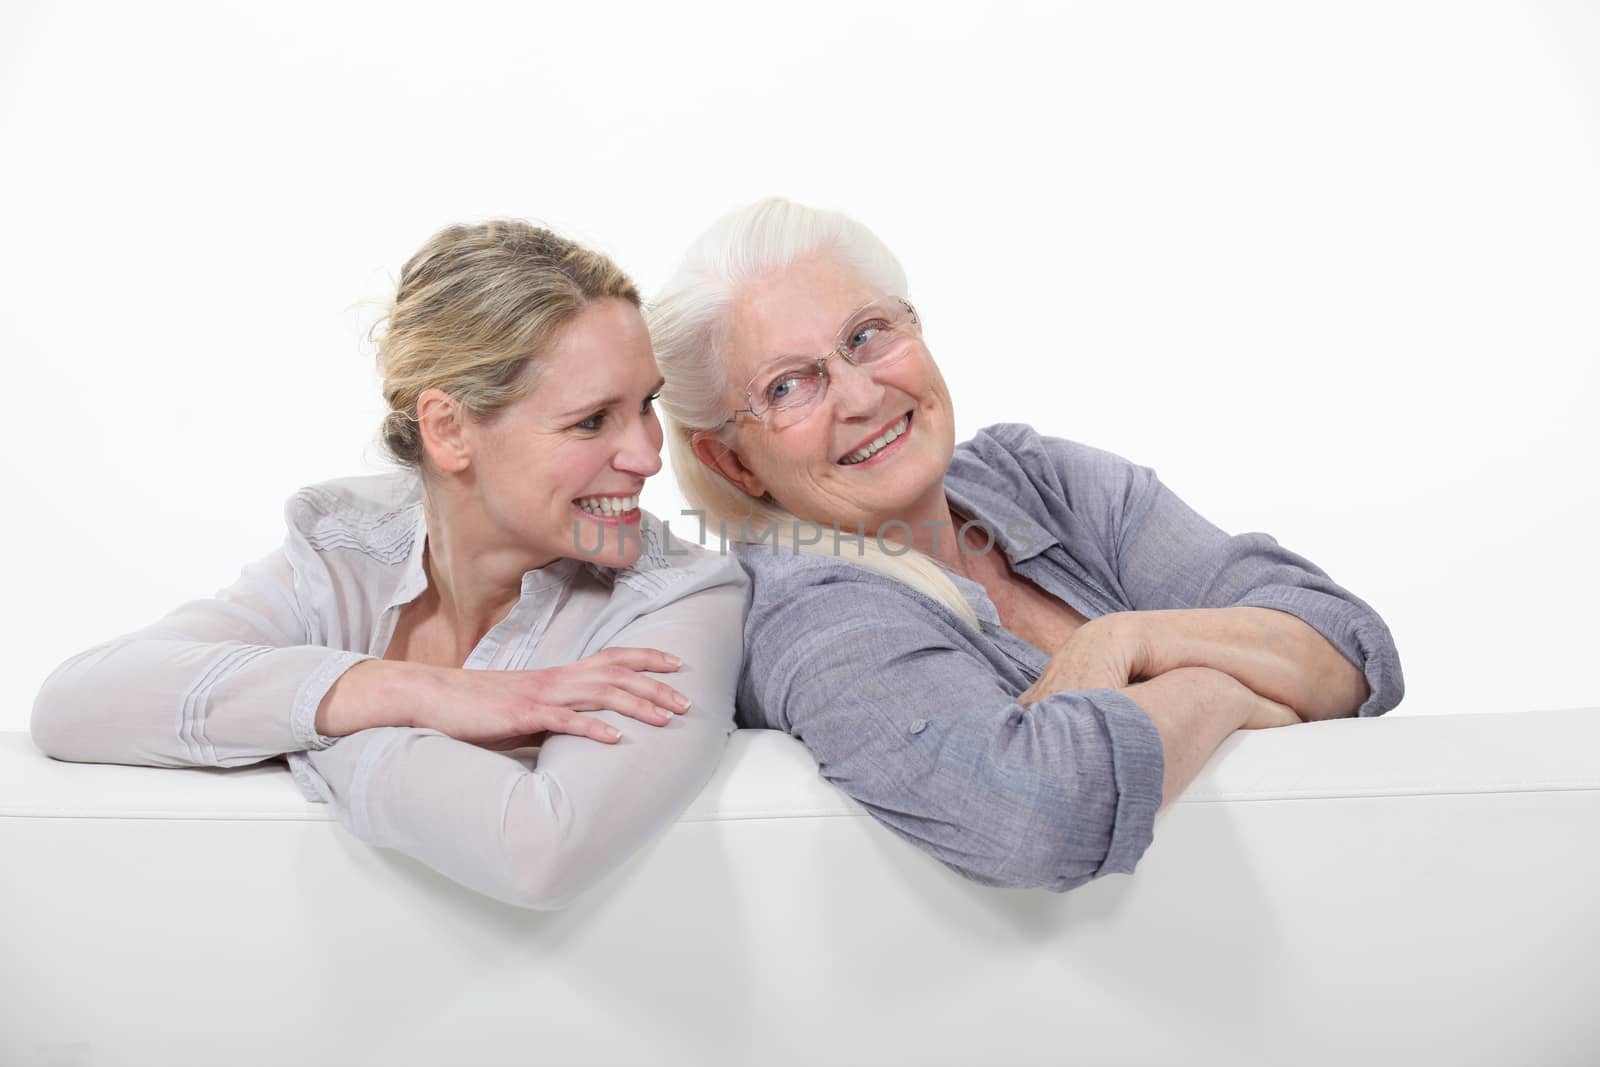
[839,412,912,466]
[573,493,641,521]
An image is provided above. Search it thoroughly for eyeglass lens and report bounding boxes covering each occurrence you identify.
[750,300,917,423]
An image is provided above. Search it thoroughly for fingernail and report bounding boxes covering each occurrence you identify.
[674,694,691,709]
[606,726,622,741]
[666,654,682,668]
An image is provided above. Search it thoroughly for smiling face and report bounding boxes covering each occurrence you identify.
[459,296,664,569]
[698,256,957,535]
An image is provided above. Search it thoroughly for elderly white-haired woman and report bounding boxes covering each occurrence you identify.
[33,221,747,908]
[649,198,1403,892]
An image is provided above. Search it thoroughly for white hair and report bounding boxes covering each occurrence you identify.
[648,197,977,624]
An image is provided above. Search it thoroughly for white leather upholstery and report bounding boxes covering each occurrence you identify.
[3,709,1597,1066]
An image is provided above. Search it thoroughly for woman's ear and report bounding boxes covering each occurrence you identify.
[691,430,767,499]
[417,388,471,474]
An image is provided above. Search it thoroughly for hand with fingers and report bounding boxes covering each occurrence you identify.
[315,647,694,746]
[406,646,693,750]
[1018,614,1149,707]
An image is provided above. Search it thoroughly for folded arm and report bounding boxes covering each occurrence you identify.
[291,576,745,909]
[1022,604,1369,721]
[744,578,1173,893]
[31,548,366,767]
[1128,606,1369,721]
[1014,432,1403,719]
[1067,438,1405,719]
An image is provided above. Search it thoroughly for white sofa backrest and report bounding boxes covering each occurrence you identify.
[3,709,1597,1067]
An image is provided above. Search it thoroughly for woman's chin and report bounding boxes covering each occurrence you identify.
[876,445,947,504]
[563,543,643,570]
[565,509,647,569]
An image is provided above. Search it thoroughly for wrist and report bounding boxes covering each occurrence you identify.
[315,660,372,737]
[381,661,430,730]
[1099,610,1160,681]
[1148,666,1250,726]
[316,660,425,736]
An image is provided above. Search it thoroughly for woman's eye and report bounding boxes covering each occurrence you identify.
[575,412,606,432]
[768,375,801,403]
[848,319,890,350]
[642,391,661,413]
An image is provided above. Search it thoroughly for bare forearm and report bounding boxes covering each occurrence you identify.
[314,660,430,737]
[1117,667,1251,808]
[1134,607,1369,721]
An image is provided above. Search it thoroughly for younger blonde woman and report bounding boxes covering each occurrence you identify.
[32,221,748,908]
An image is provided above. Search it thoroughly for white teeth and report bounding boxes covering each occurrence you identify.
[576,494,639,515]
[840,415,910,465]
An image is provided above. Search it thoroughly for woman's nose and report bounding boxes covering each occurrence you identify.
[614,418,664,478]
[826,356,887,417]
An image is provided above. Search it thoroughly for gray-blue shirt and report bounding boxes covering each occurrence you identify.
[734,423,1404,892]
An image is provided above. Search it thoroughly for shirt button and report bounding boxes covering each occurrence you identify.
[909,719,929,734]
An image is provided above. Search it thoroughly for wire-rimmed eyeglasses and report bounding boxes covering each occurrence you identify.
[723,297,921,429]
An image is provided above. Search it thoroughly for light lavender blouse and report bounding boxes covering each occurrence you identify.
[32,472,749,908]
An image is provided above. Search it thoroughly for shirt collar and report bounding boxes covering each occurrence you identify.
[942,472,1059,566]
[384,504,582,613]
[383,503,431,614]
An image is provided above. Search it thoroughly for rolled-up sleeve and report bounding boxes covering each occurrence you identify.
[744,577,1165,892]
[1113,469,1405,717]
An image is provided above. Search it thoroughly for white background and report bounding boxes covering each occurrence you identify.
[3,0,1595,732]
